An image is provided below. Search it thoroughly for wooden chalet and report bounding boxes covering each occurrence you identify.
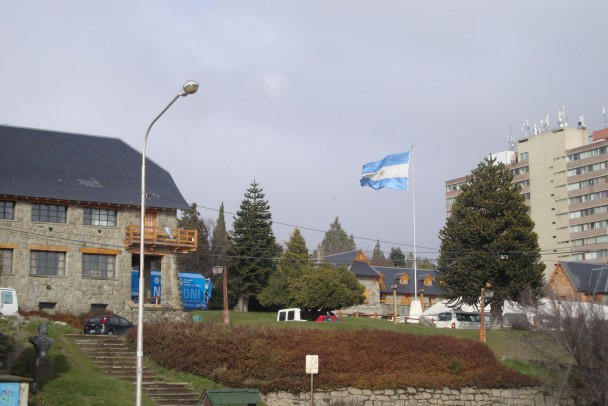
[547,261,608,304]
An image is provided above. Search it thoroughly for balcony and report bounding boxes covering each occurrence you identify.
[125,224,197,253]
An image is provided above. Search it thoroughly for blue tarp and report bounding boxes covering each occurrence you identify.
[131,271,213,309]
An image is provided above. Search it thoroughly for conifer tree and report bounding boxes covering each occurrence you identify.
[437,158,545,322]
[177,203,211,275]
[371,240,389,266]
[319,217,356,256]
[389,247,406,267]
[210,202,229,267]
[258,228,310,308]
[227,181,277,312]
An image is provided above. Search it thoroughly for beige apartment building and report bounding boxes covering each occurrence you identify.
[445,125,608,276]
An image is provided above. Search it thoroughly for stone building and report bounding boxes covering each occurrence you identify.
[0,125,197,318]
[323,249,444,317]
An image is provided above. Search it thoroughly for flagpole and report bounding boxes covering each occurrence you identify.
[411,145,417,300]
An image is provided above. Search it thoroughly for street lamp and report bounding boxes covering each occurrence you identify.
[418,288,425,311]
[390,283,398,325]
[479,284,493,343]
[212,266,229,326]
[136,80,199,406]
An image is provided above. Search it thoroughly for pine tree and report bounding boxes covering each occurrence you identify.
[389,247,406,267]
[177,203,211,275]
[227,181,277,312]
[437,157,545,322]
[319,217,356,255]
[210,202,229,267]
[258,228,310,308]
[371,240,389,266]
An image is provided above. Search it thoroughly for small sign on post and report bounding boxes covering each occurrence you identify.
[305,355,319,374]
[306,355,319,406]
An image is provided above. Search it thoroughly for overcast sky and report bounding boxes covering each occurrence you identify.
[1,1,607,262]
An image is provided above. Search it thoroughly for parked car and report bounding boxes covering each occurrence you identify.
[434,311,491,330]
[277,308,307,322]
[316,315,343,323]
[83,315,135,336]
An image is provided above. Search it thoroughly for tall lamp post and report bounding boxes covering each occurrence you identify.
[479,284,494,344]
[136,80,199,406]
[212,266,229,325]
[390,283,398,325]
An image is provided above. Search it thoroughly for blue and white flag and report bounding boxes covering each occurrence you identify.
[360,150,410,190]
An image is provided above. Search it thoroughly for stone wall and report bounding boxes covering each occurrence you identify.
[0,200,183,316]
[342,277,382,315]
[263,387,574,406]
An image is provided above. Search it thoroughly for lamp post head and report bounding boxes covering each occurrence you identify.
[212,266,224,276]
[390,283,398,290]
[181,80,199,96]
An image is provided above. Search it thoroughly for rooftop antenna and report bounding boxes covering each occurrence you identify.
[603,106,607,128]
[522,119,531,138]
[578,113,585,129]
[507,126,515,151]
[558,106,568,128]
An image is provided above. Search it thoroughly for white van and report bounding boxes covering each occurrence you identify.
[277,308,307,322]
[434,311,491,330]
[0,288,18,316]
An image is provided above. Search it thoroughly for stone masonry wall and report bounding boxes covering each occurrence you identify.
[342,277,382,316]
[263,387,574,406]
[0,200,182,316]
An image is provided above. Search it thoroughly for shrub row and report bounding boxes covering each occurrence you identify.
[129,323,539,393]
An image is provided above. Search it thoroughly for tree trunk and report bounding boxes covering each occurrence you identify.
[236,294,249,312]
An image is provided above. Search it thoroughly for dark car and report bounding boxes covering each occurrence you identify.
[316,315,343,323]
[83,315,135,336]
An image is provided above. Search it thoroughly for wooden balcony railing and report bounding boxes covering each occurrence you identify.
[125,224,197,253]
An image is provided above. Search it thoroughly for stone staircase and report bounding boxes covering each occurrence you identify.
[69,334,199,406]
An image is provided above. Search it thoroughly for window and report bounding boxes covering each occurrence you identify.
[519,152,529,161]
[511,166,529,176]
[30,251,66,276]
[0,201,14,220]
[567,161,608,176]
[1,291,13,305]
[32,203,66,223]
[82,254,116,278]
[569,205,608,219]
[84,208,117,227]
[0,249,13,275]
[39,302,56,314]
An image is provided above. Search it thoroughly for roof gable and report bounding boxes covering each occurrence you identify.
[0,126,189,210]
[559,261,608,294]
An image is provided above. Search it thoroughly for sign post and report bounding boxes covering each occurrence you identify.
[305,355,319,406]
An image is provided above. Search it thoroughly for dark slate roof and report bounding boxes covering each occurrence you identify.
[323,250,360,266]
[0,125,189,210]
[374,266,445,296]
[560,261,608,294]
[323,250,379,277]
[350,260,380,277]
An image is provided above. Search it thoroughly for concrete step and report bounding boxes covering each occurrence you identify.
[69,334,200,406]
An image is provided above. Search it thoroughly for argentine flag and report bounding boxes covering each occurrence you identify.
[360,150,410,190]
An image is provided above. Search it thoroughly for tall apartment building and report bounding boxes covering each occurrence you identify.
[445,124,608,276]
